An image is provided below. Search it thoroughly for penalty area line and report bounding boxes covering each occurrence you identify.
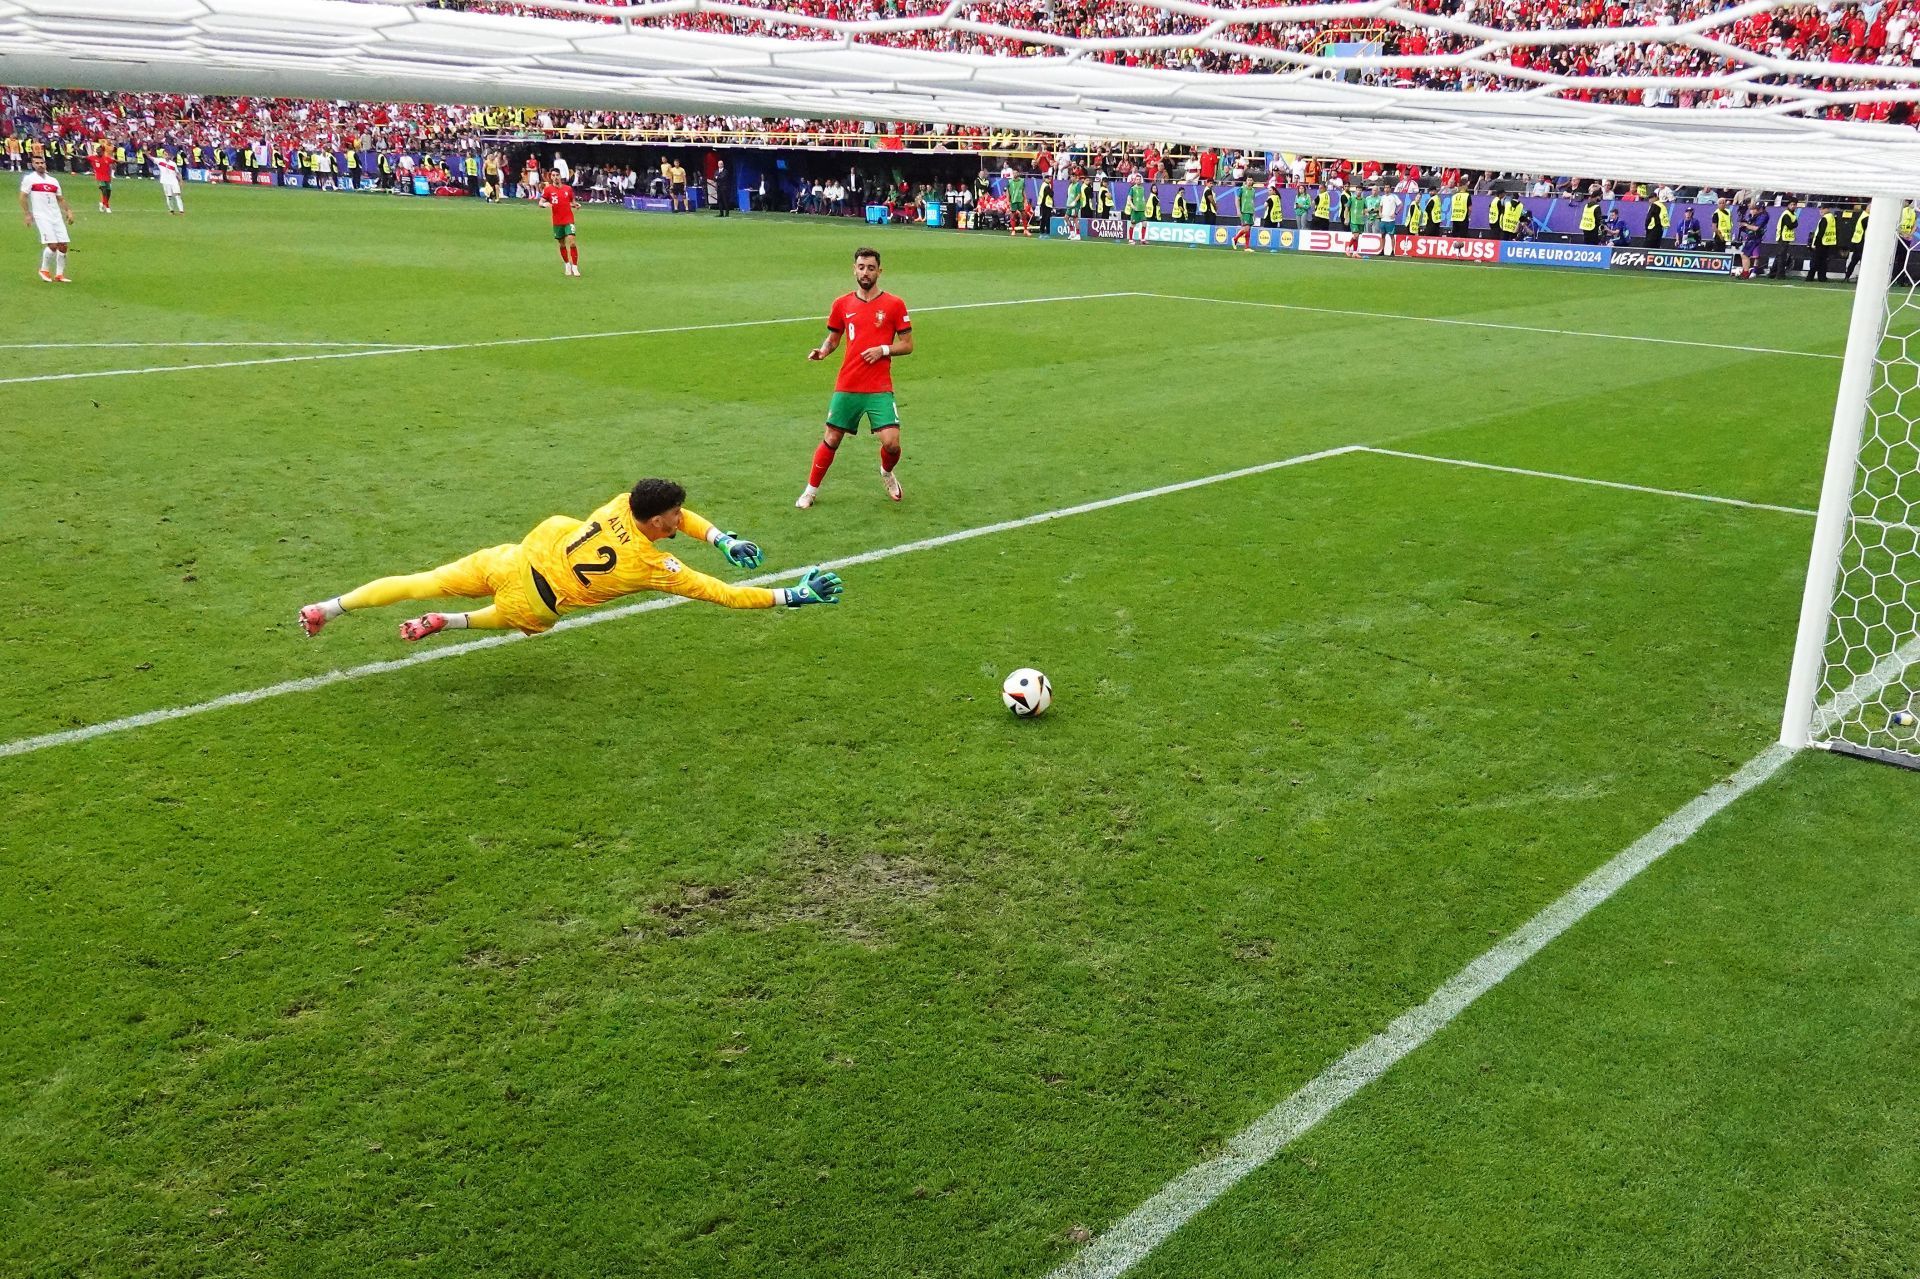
[0,292,1147,388]
[0,442,1357,762]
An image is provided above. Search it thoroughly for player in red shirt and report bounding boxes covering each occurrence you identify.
[539,176,580,276]
[88,144,113,214]
[796,246,914,508]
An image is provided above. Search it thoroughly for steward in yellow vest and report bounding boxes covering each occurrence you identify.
[1809,209,1840,281]
[1643,198,1667,247]
[1767,203,1799,279]
[1846,207,1869,281]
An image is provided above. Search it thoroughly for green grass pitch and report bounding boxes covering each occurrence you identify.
[3,182,1918,1278]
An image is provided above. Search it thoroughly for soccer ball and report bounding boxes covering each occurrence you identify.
[1002,668,1052,717]
[1892,709,1916,729]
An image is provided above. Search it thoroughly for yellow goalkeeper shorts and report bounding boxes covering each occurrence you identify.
[433,543,562,635]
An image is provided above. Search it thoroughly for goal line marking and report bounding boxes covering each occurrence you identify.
[1363,447,1818,518]
[0,442,1354,762]
[1142,291,1844,362]
[1046,739,1798,1279]
[0,292,1147,388]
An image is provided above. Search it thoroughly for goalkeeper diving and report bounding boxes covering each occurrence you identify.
[299,477,843,642]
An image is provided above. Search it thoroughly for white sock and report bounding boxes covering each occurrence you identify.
[53,251,65,275]
[41,248,53,272]
[316,597,345,619]
[444,613,470,630]
[802,483,819,497]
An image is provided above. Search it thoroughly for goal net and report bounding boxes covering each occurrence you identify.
[4,0,1920,762]
[4,0,1920,194]
[1786,216,1920,768]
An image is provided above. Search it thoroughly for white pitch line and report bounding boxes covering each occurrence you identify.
[1047,740,1797,1279]
[1142,290,1844,361]
[0,292,1145,388]
[1363,447,1818,518]
[0,339,416,350]
[0,343,453,387]
[0,443,1357,761]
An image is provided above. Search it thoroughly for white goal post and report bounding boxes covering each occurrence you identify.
[5,0,1920,762]
[1780,201,1920,766]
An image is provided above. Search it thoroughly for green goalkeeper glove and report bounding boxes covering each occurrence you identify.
[714,531,762,569]
[780,567,842,608]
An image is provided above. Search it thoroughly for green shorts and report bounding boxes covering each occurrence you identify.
[552,222,575,241]
[825,391,901,433]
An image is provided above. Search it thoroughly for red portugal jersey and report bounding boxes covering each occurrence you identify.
[89,154,112,182]
[542,183,575,226]
[828,290,911,394]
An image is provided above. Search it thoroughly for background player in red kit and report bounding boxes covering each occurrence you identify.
[538,175,580,276]
[88,143,113,213]
[796,246,914,509]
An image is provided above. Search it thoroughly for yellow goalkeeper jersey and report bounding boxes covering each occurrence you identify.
[520,495,777,613]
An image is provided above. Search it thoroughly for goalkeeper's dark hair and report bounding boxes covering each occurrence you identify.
[628,477,687,521]
[854,246,881,263]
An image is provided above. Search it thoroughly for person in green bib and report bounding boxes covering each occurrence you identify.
[1232,176,1257,251]
[1126,178,1148,246]
[1007,171,1030,237]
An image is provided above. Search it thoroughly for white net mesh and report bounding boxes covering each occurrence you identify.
[1813,266,1920,765]
[3,0,1920,192]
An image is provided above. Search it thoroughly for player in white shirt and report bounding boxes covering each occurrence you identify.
[155,151,185,214]
[18,154,75,283]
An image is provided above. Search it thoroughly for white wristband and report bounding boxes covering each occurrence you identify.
[880,344,891,357]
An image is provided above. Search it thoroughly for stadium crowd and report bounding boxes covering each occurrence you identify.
[404,0,1920,120]
[5,81,1908,288]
